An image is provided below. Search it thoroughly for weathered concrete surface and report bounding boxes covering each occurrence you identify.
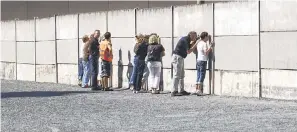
[215,36,258,71]
[108,9,135,37]
[57,39,78,64]
[36,17,55,41]
[57,64,77,85]
[1,41,15,62]
[262,69,297,100]
[260,1,297,31]
[1,21,15,41]
[137,7,172,37]
[36,41,55,64]
[17,42,35,64]
[17,64,35,81]
[214,70,259,98]
[261,32,297,70]
[215,2,258,35]
[159,38,172,68]
[79,12,107,38]
[162,69,172,92]
[2,80,297,132]
[16,20,35,41]
[36,65,56,83]
[0,62,15,80]
[111,38,135,65]
[184,70,211,94]
[56,15,78,40]
[174,4,213,37]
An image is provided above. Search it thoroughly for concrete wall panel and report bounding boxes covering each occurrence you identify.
[79,12,106,38]
[57,39,78,64]
[162,69,172,92]
[69,1,109,14]
[262,69,297,100]
[160,38,172,68]
[17,42,35,64]
[137,7,172,37]
[111,38,135,65]
[174,4,213,37]
[17,64,35,81]
[36,17,55,41]
[215,2,258,35]
[36,41,55,64]
[218,71,259,97]
[260,1,297,31]
[56,15,78,39]
[261,32,297,70]
[108,9,135,37]
[27,1,68,20]
[1,21,15,41]
[1,41,16,62]
[215,36,258,71]
[109,1,148,10]
[36,65,56,83]
[16,20,35,41]
[0,62,15,80]
[58,64,77,85]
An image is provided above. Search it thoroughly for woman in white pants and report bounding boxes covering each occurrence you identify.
[147,35,165,94]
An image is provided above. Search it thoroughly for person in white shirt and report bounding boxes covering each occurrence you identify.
[188,32,214,96]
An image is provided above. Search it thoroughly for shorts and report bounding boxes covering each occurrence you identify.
[101,60,111,78]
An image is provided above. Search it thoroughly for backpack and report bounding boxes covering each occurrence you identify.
[147,45,160,61]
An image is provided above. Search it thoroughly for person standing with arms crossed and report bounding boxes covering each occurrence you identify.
[89,30,101,91]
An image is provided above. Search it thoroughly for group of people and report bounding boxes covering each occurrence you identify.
[77,30,214,96]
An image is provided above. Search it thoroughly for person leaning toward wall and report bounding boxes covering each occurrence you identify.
[188,32,214,96]
[171,31,198,97]
[99,32,113,91]
[147,34,165,94]
[132,33,148,93]
[141,34,151,91]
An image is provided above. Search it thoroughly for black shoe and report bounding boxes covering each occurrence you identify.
[91,86,102,91]
[103,88,114,91]
[180,91,191,96]
[171,91,182,97]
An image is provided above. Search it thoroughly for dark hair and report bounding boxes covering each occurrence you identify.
[94,30,100,34]
[200,32,208,39]
[104,32,111,39]
[187,31,197,37]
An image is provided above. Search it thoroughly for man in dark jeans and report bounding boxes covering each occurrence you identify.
[89,30,101,91]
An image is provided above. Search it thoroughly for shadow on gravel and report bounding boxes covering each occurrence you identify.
[1,91,96,99]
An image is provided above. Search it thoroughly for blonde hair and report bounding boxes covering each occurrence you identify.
[148,35,159,44]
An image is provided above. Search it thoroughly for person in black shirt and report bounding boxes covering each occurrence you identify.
[147,35,165,94]
[132,33,148,93]
[89,30,101,91]
[171,31,198,96]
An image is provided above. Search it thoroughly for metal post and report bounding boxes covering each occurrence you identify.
[171,6,174,79]
[34,17,37,82]
[14,18,18,80]
[54,15,58,83]
[211,3,215,95]
[134,8,138,36]
[77,13,80,84]
[258,0,262,98]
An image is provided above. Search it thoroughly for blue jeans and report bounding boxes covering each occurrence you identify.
[78,58,84,80]
[89,55,99,88]
[196,61,207,84]
[132,56,145,91]
[129,56,137,85]
[82,60,90,87]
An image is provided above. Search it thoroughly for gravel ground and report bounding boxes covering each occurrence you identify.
[1,80,297,132]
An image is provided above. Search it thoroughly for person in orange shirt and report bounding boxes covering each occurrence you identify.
[99,32,113,91]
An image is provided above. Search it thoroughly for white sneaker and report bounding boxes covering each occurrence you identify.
[133,90,138,94]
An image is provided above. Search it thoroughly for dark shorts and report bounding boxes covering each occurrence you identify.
[101,60,111,78]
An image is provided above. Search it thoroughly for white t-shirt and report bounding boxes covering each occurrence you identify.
[197,41,209,61]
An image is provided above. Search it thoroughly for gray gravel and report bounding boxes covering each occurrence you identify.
[1,80,297,132]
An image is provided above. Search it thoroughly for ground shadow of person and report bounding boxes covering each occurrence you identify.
[118,49,123,88]
[127,50,133,88]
